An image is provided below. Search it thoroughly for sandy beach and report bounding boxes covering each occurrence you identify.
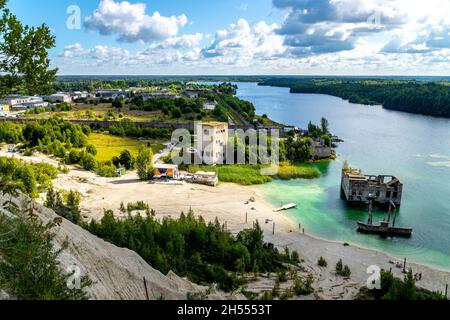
[2,147,449,299]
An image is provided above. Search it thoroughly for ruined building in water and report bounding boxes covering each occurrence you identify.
[341,167,403,206]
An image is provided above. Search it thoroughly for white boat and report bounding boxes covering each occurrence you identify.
[273,203,297,212]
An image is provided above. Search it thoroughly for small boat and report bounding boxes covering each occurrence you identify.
[273,203,297,212]
[357,199,413,238]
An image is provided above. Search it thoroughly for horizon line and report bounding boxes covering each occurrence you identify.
[55,74,450,78]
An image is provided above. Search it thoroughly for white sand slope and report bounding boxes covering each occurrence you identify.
[0,193,235,300]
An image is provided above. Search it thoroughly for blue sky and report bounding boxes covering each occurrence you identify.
[7,0,450,75]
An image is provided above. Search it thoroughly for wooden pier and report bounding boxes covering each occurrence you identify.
[273,203,297,212]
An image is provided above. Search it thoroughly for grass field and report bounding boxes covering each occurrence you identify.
[87,133,165,162]
[88,133,143,162]
[186,162,320,185]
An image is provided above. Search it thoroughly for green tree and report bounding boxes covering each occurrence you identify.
[86,144,97,156]
[0,206,91,299]
[318,256,328,267]
[171,108,182,119]
[136,146,153,180]
[0,0,58,97]
[17,165,37,197]
[119,150,135,170]
[336,259,343,273]
[65,190,82,224]
[44,186,63,210]
[321,134,332,147]
[80,152,97,171]
[320,117,329,134]
[112,98,123,112]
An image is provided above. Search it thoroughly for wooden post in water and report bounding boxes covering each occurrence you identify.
[273,223,275,235]
[245,211,248,224]
[368,199,374,225]
[387,202,392,225]
[143,277,149,300]
[403,258,407,273]
[445,284,448,298]
[393,205,398,227]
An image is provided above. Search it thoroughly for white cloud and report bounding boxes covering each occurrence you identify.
[90,45,130,61]
[59,43,130,66]
[84,0,188,43]
[58,0,450,75]
[148,33,204,50]
[60,43,88,58]
[201,19,286,65]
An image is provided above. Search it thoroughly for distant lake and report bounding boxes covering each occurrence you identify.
[236,82,450,272]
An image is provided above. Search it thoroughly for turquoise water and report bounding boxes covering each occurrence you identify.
[236,82,450,271]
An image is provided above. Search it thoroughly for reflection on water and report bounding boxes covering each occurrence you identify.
[236,82,450,271]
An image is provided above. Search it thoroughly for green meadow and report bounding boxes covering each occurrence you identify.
[186,162,320,185]
[88,133,164,162]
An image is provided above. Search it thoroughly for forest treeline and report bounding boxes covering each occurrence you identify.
[259,78,450,118]
[85,210,300,292]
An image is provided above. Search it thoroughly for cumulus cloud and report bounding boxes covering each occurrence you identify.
[148,33,204,50]
[381,0,450,54]
[273,0,407,55]
[201,19,286,64]
[60,43,130,65]
[273,0,450,60]
[58,0,450,74]
[60,43,88,58]
[90,45,130,61]
[84,0,188,43]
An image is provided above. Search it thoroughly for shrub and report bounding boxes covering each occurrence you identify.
[318,256,328,267]
[342,265,351,277]
[86,144,98,156]
[356,269,447,300]
[293,274,314,296]
[45,188,82,224]
[336,259,343,273]
[96,164,119,177]
[66,149,82,164]
[336,259,351,277]
[277,270,288,283]
[291,251,300,264]
[24,148,33,157]
[80,152,98,171]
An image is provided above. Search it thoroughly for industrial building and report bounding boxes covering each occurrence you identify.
[47,93,72,103]
[199,122,228,165]
[0,95,49,110]
[341,167,403,206]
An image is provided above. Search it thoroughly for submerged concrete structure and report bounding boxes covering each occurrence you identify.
[341,167,403,206]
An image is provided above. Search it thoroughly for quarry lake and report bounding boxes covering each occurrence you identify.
[236,82,450,272]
